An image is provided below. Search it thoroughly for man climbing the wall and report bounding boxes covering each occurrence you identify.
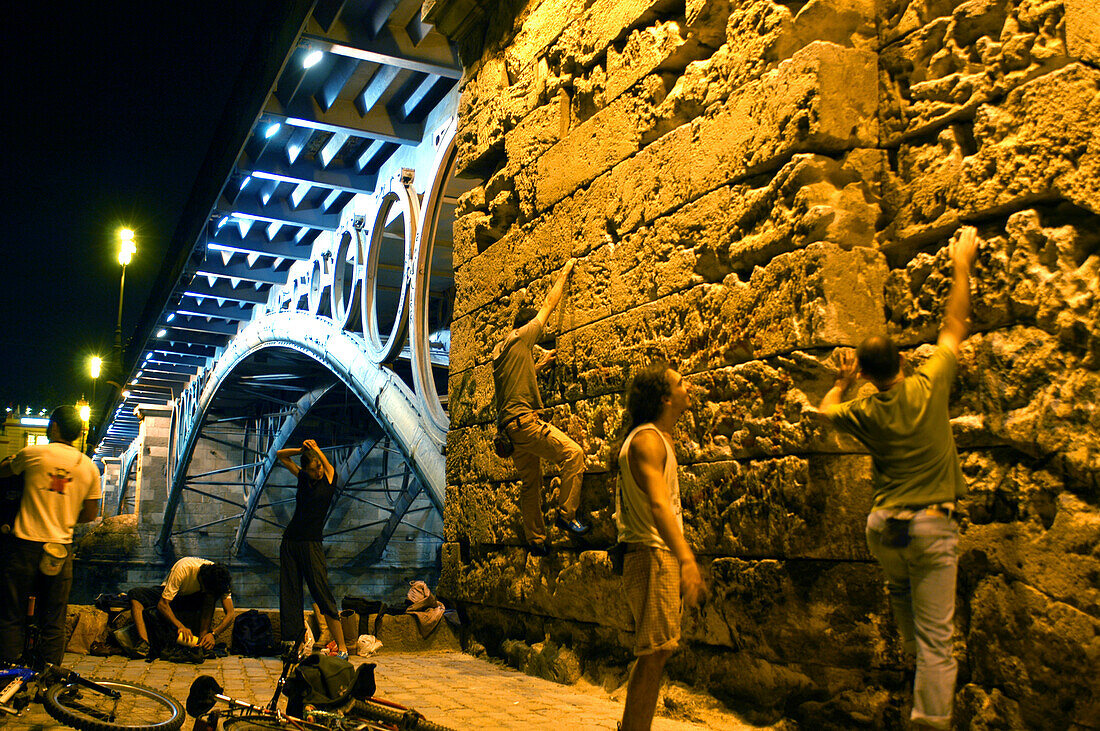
[492,257,587,556]
[815,225,980,729]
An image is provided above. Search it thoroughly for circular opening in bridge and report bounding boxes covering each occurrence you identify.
[331,226,363,332]
[362,183,417,364]
[412,118,470,438]
[308,256,332,317]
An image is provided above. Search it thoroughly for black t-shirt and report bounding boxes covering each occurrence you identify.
[283,470,337,542]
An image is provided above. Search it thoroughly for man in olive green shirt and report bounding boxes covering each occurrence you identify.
[492,258,588,556]
[816,226,979,730]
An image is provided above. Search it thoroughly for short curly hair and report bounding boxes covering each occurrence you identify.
[625,362,673,430]
[198,562,232,597]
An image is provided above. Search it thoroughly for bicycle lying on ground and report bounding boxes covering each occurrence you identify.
[0,597,186,731]
[185,638,454,731]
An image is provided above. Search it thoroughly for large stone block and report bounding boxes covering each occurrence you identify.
[964,574,1100,729]
[442,544,893,662]
[545,0,680,71]
[1065,0,1100,67]
[606,21,705,103]
[878,0,1074,143]
[581,41,879,233]
[533,80,664,212]
[887,63,1100,245]
[503,0,590,80]
[682,455,874,560]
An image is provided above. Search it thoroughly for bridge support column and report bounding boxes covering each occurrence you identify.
[133,404,172,532]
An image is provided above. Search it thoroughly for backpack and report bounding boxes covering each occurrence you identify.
[231,609,276,657]
[284,654,375,717]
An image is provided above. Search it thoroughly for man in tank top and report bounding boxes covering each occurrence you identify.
[814,226,980,730]
[615,363,706,731]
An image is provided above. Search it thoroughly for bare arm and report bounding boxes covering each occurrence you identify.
[158,597,192,641]
[534,347,556,374]
[627,431,706,607]
[78,499,101,523]
[302,439,335,483]
[535,258,576,327]
[938,225,979,356]
[817,350,859,413]
[209,597,239,641]
[276,447,302,476]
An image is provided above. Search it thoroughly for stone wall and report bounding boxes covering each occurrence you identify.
[429,0,1100,727]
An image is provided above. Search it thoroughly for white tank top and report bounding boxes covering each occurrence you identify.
[615,423,681,549]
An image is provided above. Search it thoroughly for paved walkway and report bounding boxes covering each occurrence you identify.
[1,652,766,730]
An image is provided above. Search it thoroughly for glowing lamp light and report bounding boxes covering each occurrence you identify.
[166,313,175,322]
[121,390,131,399]
[156,329,167,337]
[303,49,323,68]
[117,228,137,266]
[264,122,281,139]
[79,404,91,423]
[89,356,102,379]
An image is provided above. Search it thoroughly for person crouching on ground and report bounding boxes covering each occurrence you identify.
[127,557,235,658]
[276,438,348,658]
[616,363,707,731]
[813,225,980,729]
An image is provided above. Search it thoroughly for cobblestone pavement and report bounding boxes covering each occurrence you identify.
[1,652,765,730]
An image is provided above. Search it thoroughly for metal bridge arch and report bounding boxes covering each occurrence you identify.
[156,314,445,554]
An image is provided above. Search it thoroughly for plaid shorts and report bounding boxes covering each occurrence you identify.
[622,546,681,656]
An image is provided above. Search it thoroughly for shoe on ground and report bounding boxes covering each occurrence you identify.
[528,541,549,557]
[134,640,150,659]
[555,515,590,535]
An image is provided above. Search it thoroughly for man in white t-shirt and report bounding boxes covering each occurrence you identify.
[127,557,235,658]
[0,405,101,665]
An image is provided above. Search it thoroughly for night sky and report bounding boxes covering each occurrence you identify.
[1,2,267,416]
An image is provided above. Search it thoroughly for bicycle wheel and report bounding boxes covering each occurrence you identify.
[43,679,185,731]
[223,718,329,731]
[350,699,456,731]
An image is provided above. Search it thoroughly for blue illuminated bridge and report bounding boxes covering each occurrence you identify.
[89,0,472,600]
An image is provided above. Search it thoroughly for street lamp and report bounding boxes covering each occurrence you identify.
[114,229,137,373]
[89,356,102,402]
[77,398,90,453]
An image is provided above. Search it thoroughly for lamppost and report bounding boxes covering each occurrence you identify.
[89,356,102,405]
[114,229,137,374]
[77,398,90,453]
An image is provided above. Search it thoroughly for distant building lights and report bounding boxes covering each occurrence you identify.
[20,417,50,427]
[121,390,131,399]
[264,122,281,139]
[217,216,229,229]
[156,329,167,337]
[303,49,324,68]
[240,175,252,190]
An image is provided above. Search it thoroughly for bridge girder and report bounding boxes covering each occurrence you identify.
[156,315,445,554]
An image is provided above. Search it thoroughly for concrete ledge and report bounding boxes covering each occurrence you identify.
[365,612,461,653]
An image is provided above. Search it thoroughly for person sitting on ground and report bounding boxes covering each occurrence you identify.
[276,438,348,658]
[127,557,235,658]
[491,257,588,556]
